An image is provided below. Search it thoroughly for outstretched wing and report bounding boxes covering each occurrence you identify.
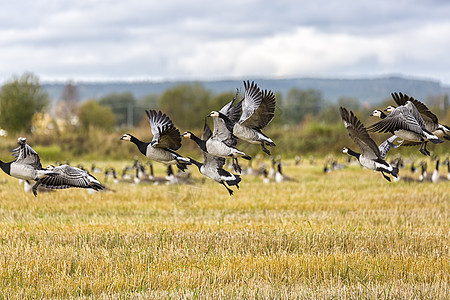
[340,107,380,159]
[378,135,400,160]
[12,138,42,170]
[241,88,276,130]
[392,92,439,127]
[238,80,263,125]
[367,106,424,135]
[212,99,239,147]
[37,165,104,190]
[219,90,242,125]
[146,110,182,150]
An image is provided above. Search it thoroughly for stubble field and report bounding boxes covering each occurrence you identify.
[0,160,448,299]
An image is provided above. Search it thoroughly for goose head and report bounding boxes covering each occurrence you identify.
[384,105,396,113]
[181,131,192,139]
[207,111,220,118]
[17,137,27,145]
[370,109,385,118]
[342,147,349,154]
[120,133,132,141]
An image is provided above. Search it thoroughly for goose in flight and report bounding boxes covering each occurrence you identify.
[0,137,56,182]
[215,81,277,155]
[204,96,251,173]
[120,110,190,171]
[391,92,450,140]
[340,107,399,182]
[32,164,105,196]
[186,123,241,195]
[368,99,443,156]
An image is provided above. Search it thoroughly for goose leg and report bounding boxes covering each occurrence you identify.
[419,142,430,156]
[221,181,234,195]
[32,180,41,197]
[231,157,242,173]
[261,143,271,155]
[381,171,391,182]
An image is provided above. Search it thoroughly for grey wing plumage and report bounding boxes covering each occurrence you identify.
[368,106,423,134]
[219,91,242,125]
[146,110,182,150]
[392,92,439,126]
[202,122,213,141]
[37,165,104,190]
[12,141,42,170]
[241,88,276,130]
[212,117,237,147]
[203,150,226,172]
[238,80,263,125]
[378,135,400,159]
[340,107,380,159]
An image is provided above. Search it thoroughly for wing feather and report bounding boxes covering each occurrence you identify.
[238,81,263,124]
[146,110,182,150]
[340,107,380,159]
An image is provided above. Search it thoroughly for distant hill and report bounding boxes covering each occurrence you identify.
[42,76,449,105]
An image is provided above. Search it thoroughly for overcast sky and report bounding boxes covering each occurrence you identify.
[2,0,450,85]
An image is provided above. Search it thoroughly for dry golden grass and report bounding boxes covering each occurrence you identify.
[0,160,448,299]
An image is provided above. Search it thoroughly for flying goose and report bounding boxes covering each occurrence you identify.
[230,80,277,155]
[391,92,450,140]
[340,107,399,181]
[120,110,190,171]
[186,124,241,195]
[368,100,443,156]
[0,137,56,182]
[185,97,249,173]
[32,164,105,196]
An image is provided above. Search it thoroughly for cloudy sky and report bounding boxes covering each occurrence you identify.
[2,0,450,84]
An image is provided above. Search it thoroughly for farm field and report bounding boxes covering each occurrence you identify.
[0,160,448,299]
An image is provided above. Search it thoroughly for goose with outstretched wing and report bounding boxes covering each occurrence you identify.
[120,110,190,171]
[340,107,399,182]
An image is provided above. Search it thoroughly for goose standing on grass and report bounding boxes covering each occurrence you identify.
[186,124,241,195]
[391,92,450,140]
[0,137,57,182]
[120,110,190,171]
[228,80,277,155]
[340,107,399,182]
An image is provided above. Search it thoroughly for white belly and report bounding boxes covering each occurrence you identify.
[394,130,422,142]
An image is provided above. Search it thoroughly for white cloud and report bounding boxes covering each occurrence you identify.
[2,0,450,83]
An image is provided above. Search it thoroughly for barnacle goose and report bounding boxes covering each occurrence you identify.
[32,164,105,196]
[230,80,277,155]
[120,110,190,171]
[391,92,450,140]
[340,107,399,182]
[194,96,251,173]
[368,96,443,156]
[0,137,57,182]
[186,123,241,195]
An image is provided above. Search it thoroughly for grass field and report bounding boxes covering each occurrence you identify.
[0,160,448,299]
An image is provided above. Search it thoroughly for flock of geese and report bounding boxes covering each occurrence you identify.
[0,82,448,196]
[340,92,449,181]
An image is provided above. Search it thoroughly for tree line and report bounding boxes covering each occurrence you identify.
[1,73,449,135]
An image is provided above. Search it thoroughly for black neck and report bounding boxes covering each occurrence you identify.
[380,111,387,119]
[189,133,207,152]
[189,158,202,170]
[130,135,149,156]
[0,160,11,176]
[346,148,361,159]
